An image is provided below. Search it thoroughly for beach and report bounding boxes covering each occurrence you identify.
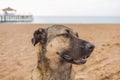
[0,24,120,80]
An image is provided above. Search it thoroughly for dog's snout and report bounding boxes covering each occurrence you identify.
[85,43,95,51]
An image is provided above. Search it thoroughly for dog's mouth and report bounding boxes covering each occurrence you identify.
[62,54,90,65]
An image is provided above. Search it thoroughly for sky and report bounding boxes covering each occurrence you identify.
[0,0,120,16]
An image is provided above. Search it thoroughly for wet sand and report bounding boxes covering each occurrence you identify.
[0,24,120,80]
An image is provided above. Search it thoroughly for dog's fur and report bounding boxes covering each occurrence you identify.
[31,25,95,80]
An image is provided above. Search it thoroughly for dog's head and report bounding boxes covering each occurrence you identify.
[32,25,95,65]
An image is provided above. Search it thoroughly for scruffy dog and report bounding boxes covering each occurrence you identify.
[31,25,95,80]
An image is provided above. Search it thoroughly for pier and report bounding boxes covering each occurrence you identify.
[0,7,33,23]
[0,15,33,22]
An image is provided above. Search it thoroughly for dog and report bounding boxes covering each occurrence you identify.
[31,25,95,80]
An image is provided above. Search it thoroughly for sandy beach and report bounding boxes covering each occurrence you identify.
[0,24,120,80]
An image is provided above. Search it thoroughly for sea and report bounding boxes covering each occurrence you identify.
[1,16,120,24]
[32,16,120,24]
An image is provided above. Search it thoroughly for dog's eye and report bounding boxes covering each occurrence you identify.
[57,33,70,38]
[62,33,69,38]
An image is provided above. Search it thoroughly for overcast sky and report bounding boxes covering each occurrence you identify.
[0,0,120,16]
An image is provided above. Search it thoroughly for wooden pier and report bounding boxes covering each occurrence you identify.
[0,15,33,22]
[0,7,33,23]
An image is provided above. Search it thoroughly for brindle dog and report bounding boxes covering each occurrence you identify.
[31,25,95,80]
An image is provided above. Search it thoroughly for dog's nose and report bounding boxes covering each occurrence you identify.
[85,43,95,51]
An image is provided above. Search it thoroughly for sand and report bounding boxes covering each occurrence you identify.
[0,24,120,80]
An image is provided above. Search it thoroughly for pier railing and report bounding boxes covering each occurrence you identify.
[0,15,33,22]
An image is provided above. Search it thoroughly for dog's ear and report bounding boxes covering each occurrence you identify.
[76,32,79,37]
[31,28,47,46]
